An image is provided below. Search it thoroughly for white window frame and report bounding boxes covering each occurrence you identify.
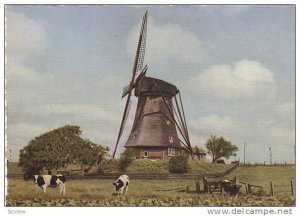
[169,136,173,143]
[144,151,149,158]
[168,148,175,156]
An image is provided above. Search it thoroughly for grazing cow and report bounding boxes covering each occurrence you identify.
[113,175,129,197]
[34,174,66,195]
[221,180,241,197]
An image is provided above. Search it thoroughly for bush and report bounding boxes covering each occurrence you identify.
[99,159,120,173]
[216,159,225,164]
[126,159,169,174]
[168,155,189,173]
[119,149,135,172]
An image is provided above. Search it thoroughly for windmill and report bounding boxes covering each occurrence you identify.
[112,11,192,159]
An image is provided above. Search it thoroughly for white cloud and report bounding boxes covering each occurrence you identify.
[30,104,121,124]
[188,60,275,100]
[233,60,273,82]
[5,11,54,105]
[6,11,47,61]
[189,114,240,140]
[126,18,207,66]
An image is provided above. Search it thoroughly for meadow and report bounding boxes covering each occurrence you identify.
[6,165,295,207]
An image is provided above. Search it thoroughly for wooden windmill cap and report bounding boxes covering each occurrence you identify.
[135,76,178,97]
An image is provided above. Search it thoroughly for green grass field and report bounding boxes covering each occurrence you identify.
[224,165,295,194]
[6,165,295,206]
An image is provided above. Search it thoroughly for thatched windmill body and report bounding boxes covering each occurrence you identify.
[112,11,192,159]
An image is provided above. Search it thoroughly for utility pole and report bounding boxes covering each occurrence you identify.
[244,142,247,164]
[294,145,296,164]
[269,147,272,165]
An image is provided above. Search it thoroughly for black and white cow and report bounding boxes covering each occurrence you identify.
[113,175,129,197]
[221,180,242,197]
[34,175,66,195]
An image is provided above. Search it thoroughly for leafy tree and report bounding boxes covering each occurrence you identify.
[71,139,109,172]
[205,135,238,163]
[18,125,108,179]
[168,154,189,173]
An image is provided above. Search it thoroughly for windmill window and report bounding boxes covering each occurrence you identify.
[168,148,175,156]
[144,151,149,158]
[169,136,173,143]
[166,119,170,125]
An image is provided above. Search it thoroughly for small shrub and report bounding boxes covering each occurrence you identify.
[97,159,119,174]
[216,159,225,164]
[119,149,135,172]
[168,155,189,173]
[254,188,267,196]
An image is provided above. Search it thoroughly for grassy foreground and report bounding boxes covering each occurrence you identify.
[7,195,295,207]
[6,164,295,206]
[6,178,294,206]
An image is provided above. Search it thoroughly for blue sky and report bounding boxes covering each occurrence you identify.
[5,5,295,163]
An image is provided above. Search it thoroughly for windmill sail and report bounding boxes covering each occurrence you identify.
[112,11,148,158]
[120,100,132,135]
[122,85,130,98]
[136,16,147,72]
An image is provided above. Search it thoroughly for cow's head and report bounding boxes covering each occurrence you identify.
[113,179,124,191]
[33,175,39,184]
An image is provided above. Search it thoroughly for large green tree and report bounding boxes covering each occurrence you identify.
[18,125,108,179]
[205,135,238,163]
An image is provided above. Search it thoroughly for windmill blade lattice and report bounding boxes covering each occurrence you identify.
[136,14,147,73]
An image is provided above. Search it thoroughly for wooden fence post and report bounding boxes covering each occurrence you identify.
[233,176,238,184]
[203,177,208,193]
[247,184,252,194]
[186,185,190,193]
[195,179,200,194]
[270,181,274,196]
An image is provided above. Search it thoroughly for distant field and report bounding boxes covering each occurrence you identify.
[6,165,295,206]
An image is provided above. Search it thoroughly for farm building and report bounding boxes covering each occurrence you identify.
[191,147,207,161]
